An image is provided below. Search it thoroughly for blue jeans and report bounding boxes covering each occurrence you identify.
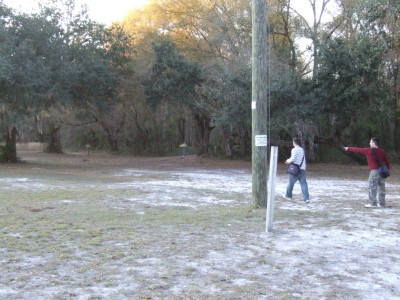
[285,169,310,201]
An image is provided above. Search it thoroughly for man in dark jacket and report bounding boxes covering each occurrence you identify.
[344,137,390,208]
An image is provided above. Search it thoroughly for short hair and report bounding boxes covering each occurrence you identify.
[293,137,302,146]
[371,137,379,146]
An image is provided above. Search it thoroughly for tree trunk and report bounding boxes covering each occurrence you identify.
[178,118,186,143]
[192,109,214,155]
[96,111,126,153]
[222,128,233,158]
[45,125,62,153]
[98,123,119,153]
[106,134,119,152]
[35,115,44,143]
[393,64,400,151]
[5,126,18,162]
[239,127,251,157]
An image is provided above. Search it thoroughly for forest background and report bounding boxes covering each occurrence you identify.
[0,0,399,164]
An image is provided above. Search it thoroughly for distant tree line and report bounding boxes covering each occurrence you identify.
[0,0,399,163]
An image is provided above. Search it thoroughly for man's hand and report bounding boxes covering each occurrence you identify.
[344,147,348,151]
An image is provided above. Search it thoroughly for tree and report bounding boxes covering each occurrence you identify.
[339,0,400,150]
[0,4,70,159]
[310,34,390,161]
[0,4,17,161]
[43,1,137,153]
[267,0,399,162]
[61,14,135,152]
[123,0,314,158]
[0,0,137,157]
[143,39,216,155]
[289,0,342,78]
[196,62,251,157]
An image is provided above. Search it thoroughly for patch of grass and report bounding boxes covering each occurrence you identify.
[131,205,259,226]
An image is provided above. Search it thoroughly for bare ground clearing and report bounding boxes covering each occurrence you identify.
[0,151,399,299]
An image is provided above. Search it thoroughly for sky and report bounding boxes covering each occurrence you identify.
[2,0,150,24]
[3,0,337,25]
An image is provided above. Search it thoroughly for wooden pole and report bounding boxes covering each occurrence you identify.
[252,0,269,208]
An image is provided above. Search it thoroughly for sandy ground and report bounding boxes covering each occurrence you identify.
[0,152,399,299]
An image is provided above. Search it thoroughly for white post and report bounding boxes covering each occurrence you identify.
[266,146,278,232]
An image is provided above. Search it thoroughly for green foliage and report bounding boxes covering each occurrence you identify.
[199,62,251,128]
[143,38,201,109]
[0,0,399,159]
[195,61,252,156]
[315,144,355,164]
[0,144,12,162]
[316,34,391,139]
[0,0,138,154]
[60,124,108,152]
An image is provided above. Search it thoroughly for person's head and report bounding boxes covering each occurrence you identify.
[370,137,379,148]
[293,137,301,147]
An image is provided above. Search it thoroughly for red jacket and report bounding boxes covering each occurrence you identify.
[347,147,390,170]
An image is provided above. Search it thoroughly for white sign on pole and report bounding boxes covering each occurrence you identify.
[251,101,256,110]
[255,135,268,147]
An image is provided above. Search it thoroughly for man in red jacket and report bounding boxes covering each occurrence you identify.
[344,137,390,208]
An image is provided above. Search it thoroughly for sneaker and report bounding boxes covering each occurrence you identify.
[304,199,310,203]
[282,194,292,200]
[365,204,377,208]
[377,203,385,208]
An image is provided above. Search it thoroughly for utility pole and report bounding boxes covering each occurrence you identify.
[252,0,269,208]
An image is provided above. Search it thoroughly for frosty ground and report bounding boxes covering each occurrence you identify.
[0,152,399,299]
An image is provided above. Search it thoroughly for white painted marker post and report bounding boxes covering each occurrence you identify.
[266,146,278,232]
